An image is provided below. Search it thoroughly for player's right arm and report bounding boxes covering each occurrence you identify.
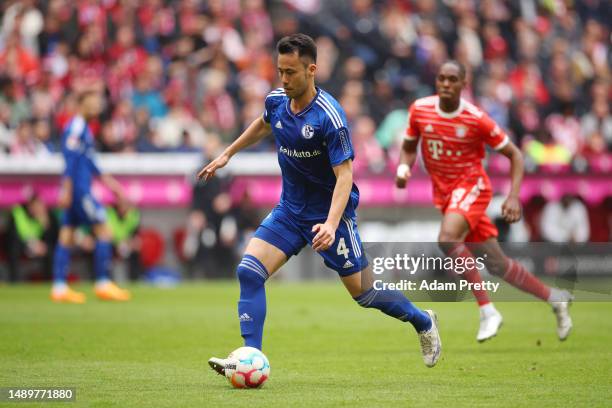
[57,177,73,209]
[197,115,271,181]
[396,104,420,189]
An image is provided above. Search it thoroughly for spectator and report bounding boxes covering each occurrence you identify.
[352,115,385,174]
[581,99,612,154]
[10,119,48,156]
[183,170,236,278]
[106,201,142,282]
[524,129,572,166]
[131,74,167,119]
[540,195,590,243]
[6,192,58,282]
[545,101,583,157]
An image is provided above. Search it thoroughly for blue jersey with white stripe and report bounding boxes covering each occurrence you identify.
[61,115,101,197]
[263,87,359,220]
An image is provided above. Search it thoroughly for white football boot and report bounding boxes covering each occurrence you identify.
[551,294,574,341]
[418,310,442,367]
[208,357,229,377]
[477,308,503,342]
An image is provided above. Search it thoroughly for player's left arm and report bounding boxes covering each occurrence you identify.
[100,173,126,203]
[497,141,523,223]
[481,112,523,224]
[312,159,353,252]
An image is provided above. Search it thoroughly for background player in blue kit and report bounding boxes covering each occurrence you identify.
[201,34,441,370]
[51,91,131,303]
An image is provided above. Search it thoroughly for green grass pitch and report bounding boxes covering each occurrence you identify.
[1,282,611,407]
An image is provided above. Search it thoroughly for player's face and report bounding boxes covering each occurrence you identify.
[81,93,103,119]
[435,64,465,103]
[277,52,315,99]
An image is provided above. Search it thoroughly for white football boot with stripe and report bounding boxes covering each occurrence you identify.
[419,310,442,367]
[208,357,229,377]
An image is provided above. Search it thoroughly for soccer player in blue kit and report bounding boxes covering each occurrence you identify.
[202,34,441,371]
[51,91,131,303]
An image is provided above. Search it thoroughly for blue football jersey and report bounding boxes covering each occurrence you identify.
[61,115,101,196]
[263,87,360,220]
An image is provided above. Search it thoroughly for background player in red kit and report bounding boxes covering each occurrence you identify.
[396,61,573,342]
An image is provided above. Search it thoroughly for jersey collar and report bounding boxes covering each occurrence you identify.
[435,96,465,119]
[286,87,321,117]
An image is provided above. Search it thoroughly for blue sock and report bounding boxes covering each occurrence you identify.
[53,244,71,285]
[94,241,113,282]
[237,255,268,350]
[354,288,432,332]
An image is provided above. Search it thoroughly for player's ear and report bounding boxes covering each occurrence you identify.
[307,63,316,78]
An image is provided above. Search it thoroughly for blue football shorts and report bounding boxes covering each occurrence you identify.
[253,205,368,276]
[61,193,107,227]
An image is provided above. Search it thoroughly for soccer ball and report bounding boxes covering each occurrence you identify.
[225,347,270,389]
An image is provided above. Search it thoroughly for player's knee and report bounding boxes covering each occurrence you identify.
[485,257,509,277]
[236,255,269,287]
[438,229,462,243]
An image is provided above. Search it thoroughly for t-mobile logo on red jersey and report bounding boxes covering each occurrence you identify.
[427,140,444,159]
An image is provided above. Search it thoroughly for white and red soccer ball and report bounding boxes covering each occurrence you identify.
[225,347,270,389]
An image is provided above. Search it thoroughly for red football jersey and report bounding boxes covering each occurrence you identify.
[405,95,509,206]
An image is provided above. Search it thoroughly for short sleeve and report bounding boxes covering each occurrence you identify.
[405,103,420,141]
[479,112,509,150]
[263,88,285,124]
[325,123,354,167]
[263,97,272,123]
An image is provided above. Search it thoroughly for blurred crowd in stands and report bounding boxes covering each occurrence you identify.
[0,0,609,172]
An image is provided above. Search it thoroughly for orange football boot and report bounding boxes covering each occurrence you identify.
[95,282,131,301]
[51,287,86,304]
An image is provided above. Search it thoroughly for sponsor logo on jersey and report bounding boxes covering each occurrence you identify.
[275,121,283,129]
[279,146,322,158]
[427,139,444,160]
[301,124,315,139]
[425,124,434,133]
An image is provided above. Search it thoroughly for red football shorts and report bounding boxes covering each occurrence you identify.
[437,175,498,243]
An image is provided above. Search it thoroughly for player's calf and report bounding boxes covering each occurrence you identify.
[353,286,432,332]
[237,255,269,350]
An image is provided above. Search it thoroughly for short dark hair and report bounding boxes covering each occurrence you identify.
[77,90,99,104]
[276,33,317,63]
[442,60,466,79]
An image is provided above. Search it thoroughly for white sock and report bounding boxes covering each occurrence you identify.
[548,288,569,303]
[480,303,497,317]
[95,279,111,289]
[52,282,68,294]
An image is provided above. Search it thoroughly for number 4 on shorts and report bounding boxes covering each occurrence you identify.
[337,237,350,259]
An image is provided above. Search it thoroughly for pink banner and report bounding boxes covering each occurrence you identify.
[2,173,612,208]
[230,175,612,207]
[0,175,191,208]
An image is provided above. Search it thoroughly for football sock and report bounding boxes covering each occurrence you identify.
[237,255,268,350]
[479,303,498,317]
[448,243,491,306]
[354,288,432,332]
[548,287,571,303]
[94,241,113,284]
[503,258,551,301]
[52,244,71,288]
